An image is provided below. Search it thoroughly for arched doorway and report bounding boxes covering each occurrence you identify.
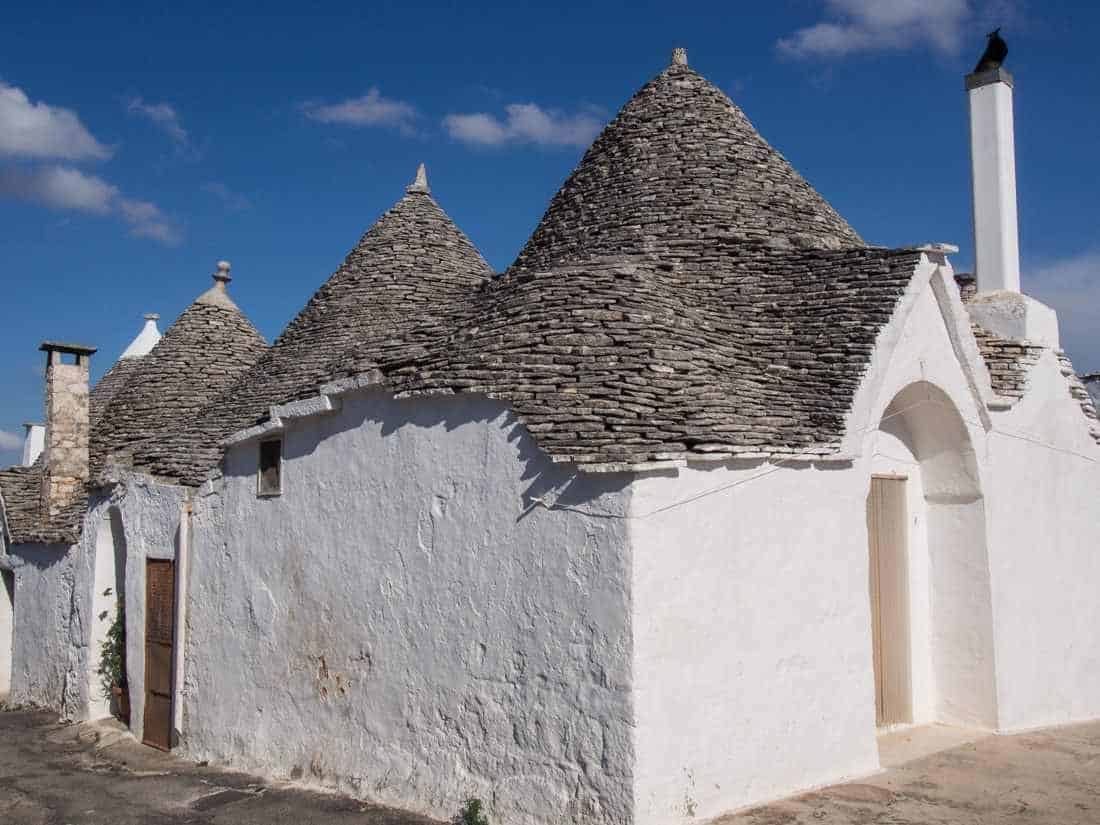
[868,381,997,729]
[88,507,127,720]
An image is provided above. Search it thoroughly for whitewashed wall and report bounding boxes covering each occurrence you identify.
[985,353,1100,731]
[628,267,997,825]
[0,541,79,712]
[183,390,634,825]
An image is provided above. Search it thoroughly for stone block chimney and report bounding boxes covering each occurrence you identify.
[38,342,96,516]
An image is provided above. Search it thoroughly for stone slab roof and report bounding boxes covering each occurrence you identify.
[349,246,923,471]
[0,464,83,545]
[92,283,267,481]
[132,179,492,483]
[1058,356,1100,444]
[512,57,862,273]
[90,357,145,425]
[970,323,1045,400]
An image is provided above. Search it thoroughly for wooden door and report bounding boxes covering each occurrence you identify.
[143,559,175,750]
[867,476,912,727]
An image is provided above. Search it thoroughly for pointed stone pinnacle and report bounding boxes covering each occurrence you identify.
[407,163,430,194]
[671,47,688,67]
[213,260,232,286]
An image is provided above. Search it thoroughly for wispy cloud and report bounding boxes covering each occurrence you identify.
[777,0,1008,59]
[302,88,418,134]
[443,103,603,149]
[0,429,22,452]
[202,181,251,212]
[0,80,112,160]
[1027,248,1100,373]
[0,164,180,244]
[125,96,189,144]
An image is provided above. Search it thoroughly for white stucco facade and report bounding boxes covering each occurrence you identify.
[3,255,1098,825]
[181,391,635,825]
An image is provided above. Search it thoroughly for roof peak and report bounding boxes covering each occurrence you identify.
[511,55,862,271]
[406,163,430,195]
[197,260,240,309]
[120,313,162,359]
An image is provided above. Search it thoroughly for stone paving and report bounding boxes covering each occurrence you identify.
[0,710,440,825]
[716,720,1100,825]
[2,709,1099,824]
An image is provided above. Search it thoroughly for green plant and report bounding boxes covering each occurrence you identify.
[97,596,126,698]
[453,798,490,825]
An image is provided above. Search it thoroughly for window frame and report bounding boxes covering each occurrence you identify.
[256,437,283,498]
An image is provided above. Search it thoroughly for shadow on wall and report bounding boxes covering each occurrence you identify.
[240,388,634,518]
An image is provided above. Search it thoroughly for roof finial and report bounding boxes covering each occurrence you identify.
[144,312,160,322]
[407,162,430,194]
[671,47,688,67]
[213,260,232,287]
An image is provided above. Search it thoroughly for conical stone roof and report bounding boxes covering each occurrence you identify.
[513,51,862,272]
[92,265,267,480]
[134,167,493,484]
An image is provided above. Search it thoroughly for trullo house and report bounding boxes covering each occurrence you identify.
[2,47,1100,825]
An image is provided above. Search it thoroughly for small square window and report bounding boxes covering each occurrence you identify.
[258,439,282,497]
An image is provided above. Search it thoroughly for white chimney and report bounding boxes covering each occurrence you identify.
[967,66,1019,294]
[21,423,45,467]
[964,51,1060,346]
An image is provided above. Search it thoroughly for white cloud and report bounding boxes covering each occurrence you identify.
[777,0,990,59]
[0,164,180,244]
[0,430,22,451]
[443,103,602,149]
[125,96,189,145]
[117,197,179,244]
[302,88,417,134]
[0,165,116,213]
[0,80,112,160]
[1027,249,1100,373]
[201,181,251,211]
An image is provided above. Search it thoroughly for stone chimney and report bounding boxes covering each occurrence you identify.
[38,342,96,516]
[21,423,45,467]
[966,66,1019,295]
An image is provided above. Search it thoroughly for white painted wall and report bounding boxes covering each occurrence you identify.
[184,390,634,825]
[0,542,79,711]
[86,508,126,720]
[0,569,14,699]
[22,424,45,467]
[985,352,1100,731]
[628,269,997,825]
[77,476,187,740]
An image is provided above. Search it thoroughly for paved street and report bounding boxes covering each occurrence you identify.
[718,720,1100,825]
[0,710,440,825]
[2,709,1099,824]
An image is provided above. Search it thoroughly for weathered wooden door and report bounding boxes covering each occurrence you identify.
[867,476,912,727]
[143,559,175,750]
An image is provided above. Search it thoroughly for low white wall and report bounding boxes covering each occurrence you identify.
[183,389,634,825]
[0,542,78,712]
[986,352,1100,731]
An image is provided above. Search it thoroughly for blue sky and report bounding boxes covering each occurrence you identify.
[2,0,1098,464]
